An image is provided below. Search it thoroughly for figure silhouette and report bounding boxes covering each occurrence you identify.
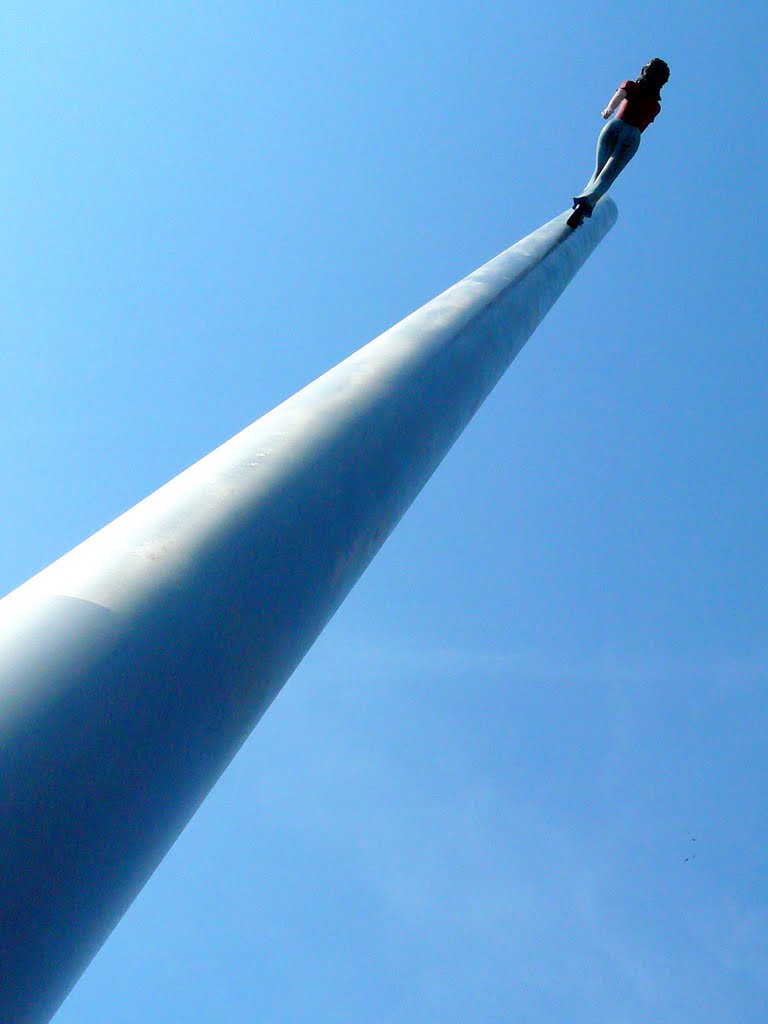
[568,58,670,229]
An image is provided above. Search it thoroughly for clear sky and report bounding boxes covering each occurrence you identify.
[3,2,767,1021]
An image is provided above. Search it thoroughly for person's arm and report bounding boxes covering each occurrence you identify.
[601,87,626,119]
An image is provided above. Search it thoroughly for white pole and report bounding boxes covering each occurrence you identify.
[0,200,616,1024]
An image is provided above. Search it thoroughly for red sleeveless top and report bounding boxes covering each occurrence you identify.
[616,79,661,133]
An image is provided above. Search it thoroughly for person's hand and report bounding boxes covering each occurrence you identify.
[601,108,612,119]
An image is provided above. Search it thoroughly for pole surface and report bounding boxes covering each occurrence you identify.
[0,200,616,1023]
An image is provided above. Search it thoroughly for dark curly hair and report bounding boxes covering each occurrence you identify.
[637,58,670,97]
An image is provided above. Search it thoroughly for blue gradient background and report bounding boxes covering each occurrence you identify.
[2,3,766,1021]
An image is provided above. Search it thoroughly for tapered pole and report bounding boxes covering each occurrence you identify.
[0,200,616,1024]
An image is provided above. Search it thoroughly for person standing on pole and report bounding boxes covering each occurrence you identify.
[567,58,670,229]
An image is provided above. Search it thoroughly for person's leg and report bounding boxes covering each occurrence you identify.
[576,121,641,213]
[583,118,622,190]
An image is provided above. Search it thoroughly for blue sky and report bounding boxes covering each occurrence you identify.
[2,2,767,1021]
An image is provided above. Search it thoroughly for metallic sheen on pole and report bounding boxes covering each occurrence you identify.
[0,200,616,1024]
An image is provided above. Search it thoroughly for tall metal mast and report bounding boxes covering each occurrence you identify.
[0,200,616,1024]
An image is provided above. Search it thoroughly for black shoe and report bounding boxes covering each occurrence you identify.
[567,204,586,229]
